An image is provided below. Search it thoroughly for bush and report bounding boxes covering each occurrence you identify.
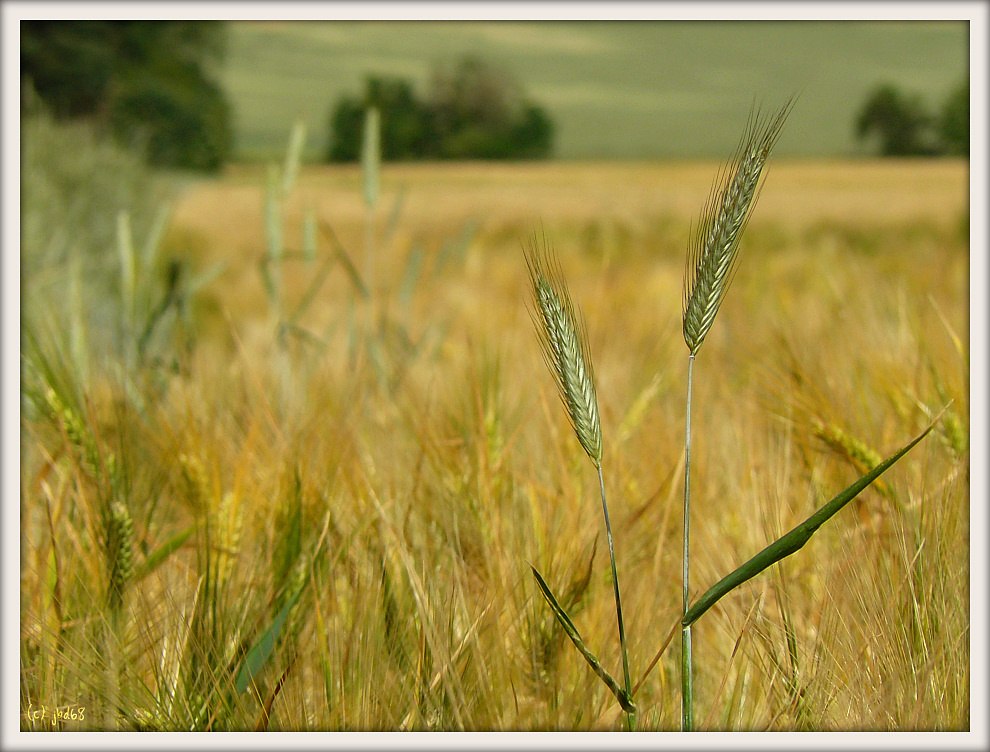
[855,81,969,158]
[326,55,554,162]
[328,76,431,161]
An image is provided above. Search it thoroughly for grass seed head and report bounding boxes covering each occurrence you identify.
[179,453,211,511]
[525,234,603,467]
[813,420,883,471]
[683,98,794,355]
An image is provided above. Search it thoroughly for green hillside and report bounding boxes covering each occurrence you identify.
[221,20,968,161]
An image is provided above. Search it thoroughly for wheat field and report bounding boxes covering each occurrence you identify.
[20,153,969,732]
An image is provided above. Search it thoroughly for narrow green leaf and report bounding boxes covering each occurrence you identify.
[117,210,136,331]
[398,244,424,309]
[141,204,172,273]
[68,254,89,384]
[259,256,277,304]
[382,185,407,249]
[286,253,334,327]
[133,525,194,583]
[280,322,325,348]
[282,120,307,198]
[682,416,940,628]
[234,587,303,694]
[265,163,283,263]
[186,262,227,298]
[531,566,636,713]
[45,539,61,624]
[433,220,477,277]
[318,219,369,298]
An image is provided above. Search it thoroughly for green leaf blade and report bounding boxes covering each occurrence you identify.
[132,525,195,584]
[682,418,938,628]
[234,588,303,694]
[531,566,636,713]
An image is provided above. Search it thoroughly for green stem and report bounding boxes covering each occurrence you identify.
[682,353,695,731]
[598,464,635,730]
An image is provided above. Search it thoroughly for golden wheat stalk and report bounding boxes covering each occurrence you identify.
[524,234,603,467]
[682,98,794,355]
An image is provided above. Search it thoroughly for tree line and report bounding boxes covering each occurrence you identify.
[20,21,967,170]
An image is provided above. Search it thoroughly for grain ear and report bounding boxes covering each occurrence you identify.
[682,98,794,355]
[524,234,603,467]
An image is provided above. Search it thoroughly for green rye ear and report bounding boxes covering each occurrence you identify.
[682,98,794,355]
[524,233,603,467]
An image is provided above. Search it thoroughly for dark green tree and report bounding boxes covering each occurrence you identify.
[939,79,969,156]
[855,84,936,156]
[510,104,555,159]
[21,21,231,171]
[326,76,430,162]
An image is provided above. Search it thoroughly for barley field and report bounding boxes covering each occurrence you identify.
[19,118,970,731]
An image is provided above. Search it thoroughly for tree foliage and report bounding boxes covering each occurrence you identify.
[855,80,968,158]
[326,55,554,162]
[855,84,934,156]
[939,78,969,156]
[21,21,232,171]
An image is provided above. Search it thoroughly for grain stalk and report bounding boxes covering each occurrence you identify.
[525,235,635,728]
[680,99,793,730]
[362,106,381,304]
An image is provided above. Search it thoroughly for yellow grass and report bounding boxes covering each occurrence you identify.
[21,159,968,731]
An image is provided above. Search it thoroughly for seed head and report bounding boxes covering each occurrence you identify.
[683,98,794,355]
[525,235,603,467]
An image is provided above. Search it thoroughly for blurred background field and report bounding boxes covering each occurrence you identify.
[17,18,971,733]
[171,157,968,347]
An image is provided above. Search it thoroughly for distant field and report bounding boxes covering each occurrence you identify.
[169,156,968,364]
[221,20,968,161]
[174,158,969,291]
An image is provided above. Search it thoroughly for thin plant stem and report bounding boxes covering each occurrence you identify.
[598,464,635,730]
[682,353,696,731]
[364,207,376,324]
